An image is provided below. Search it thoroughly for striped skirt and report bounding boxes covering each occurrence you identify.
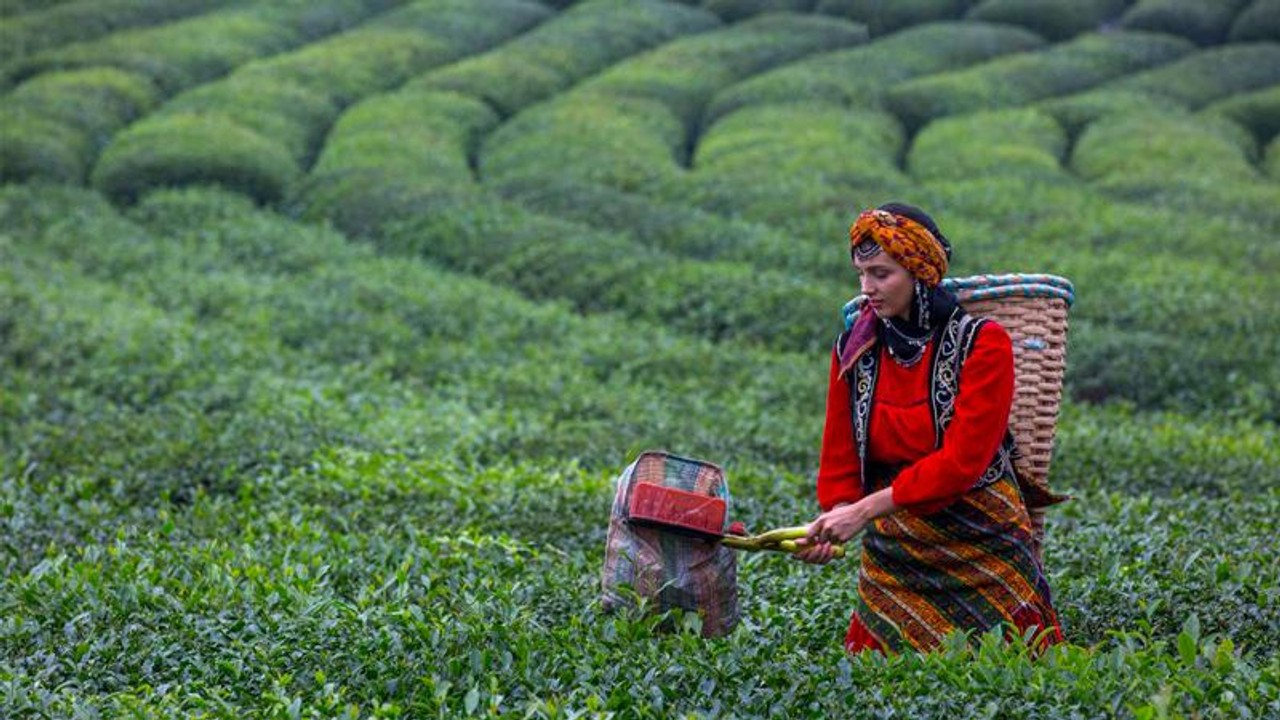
[846,475,1064,654]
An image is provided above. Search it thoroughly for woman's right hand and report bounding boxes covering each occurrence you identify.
[790,537,840,564]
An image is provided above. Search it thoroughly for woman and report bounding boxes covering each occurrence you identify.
[794,202,1065,655]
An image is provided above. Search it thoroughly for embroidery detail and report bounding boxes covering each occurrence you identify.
[852,348,879,491]
[850,308,1016,494]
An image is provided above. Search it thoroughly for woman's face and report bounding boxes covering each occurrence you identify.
[854,247,915,321]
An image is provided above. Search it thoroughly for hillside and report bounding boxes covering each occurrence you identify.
[2,0,1278,717]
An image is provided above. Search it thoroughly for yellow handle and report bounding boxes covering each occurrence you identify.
[720,526,846,559]
[778,539,846,559]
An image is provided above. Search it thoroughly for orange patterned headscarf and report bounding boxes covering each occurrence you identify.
[849,208,949,287]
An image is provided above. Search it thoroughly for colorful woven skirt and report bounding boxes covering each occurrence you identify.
[846,475,1063,654]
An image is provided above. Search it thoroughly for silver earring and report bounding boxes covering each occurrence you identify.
[916,280,930,328]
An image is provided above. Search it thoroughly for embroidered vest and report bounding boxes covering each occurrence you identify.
[845,308,1021,495]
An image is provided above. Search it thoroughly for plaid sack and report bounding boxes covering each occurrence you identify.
[599,450,739,637]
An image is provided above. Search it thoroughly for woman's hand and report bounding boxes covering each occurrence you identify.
[805,488,898,547]
[807,503,872,545]
[791,537,840,564]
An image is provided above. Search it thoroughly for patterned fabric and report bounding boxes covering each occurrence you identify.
[854,474,1063,653]
[842,309,1064,653]
[849,208,950,287]
[600,451,739,637]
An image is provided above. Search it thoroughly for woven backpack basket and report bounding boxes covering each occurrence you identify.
[843,273,1074,490]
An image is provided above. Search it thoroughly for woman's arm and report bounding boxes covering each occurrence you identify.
[890,322,1016,512]
[796,349,865,562]
[805,485,897,546]
[816,347,863,511]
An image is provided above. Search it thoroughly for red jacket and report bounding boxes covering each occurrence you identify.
[816,322,1015,515]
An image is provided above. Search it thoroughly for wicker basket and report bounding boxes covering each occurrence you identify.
[842,274,1074,489]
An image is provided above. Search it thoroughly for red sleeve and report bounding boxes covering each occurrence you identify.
[817,348,862,511]
[891,322,1014,513]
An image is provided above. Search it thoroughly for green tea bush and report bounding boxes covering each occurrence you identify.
[697,105,906,184]
[7,9,303,93]
[704,21,1043,125]
[91,0,548,204]
[1049,486,1280,653]
[482,94,686,190]
[153,76,338,164]
[1038,87,1184,136]
[885,31,1194,131]
[239,0,550,108]
[3,1,409,89]
[907,107,1070,182]
[0,0,238,65]
[294,90,496,235]
[672,104,910,224]
[2,66,157,142]
[593,11,863,130]
[412,0,718,116]
[1104,42,1280,108]
[2,184,830,472]
[965,0,1129,41]
[92,114,301,204]
[0,0,74,17]
[0,67,159,183]
[0,110,84,182]
[494,175,843,280]
[1071,109,1266,199]
[2,445,1277,717]
[1202,85,1280,147]
[702,0,816,22]
[379,192,846,350]
[814,0,972,35]
[1229,0,1280,41]
[294,3,715,224]
[1120,0,1253,45]
[481,13,864,191]
[1053,400,1280,496]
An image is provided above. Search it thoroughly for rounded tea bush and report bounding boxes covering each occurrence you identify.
[92,113,301,204]
[0,0,239,65]
[5,66,158,140]
[1109,43,1280,109]
[1202,84,1280,146]
[705,22,1042,124]
[0,110,87,183]
[159,77,338,165]
[703,0,816,23]
[1071,109,1261,189]
[908,107,1070,182]
[965,0,1129,41]
[1038,88,1186,136]
[884,31,1194,132]
[0,67,159,183]
[1228,0,1280,42]
[1119,0,1253,45]
[815,0,970,35]
[410,0,718,117]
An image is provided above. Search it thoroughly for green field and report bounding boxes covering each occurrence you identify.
[2,0,1279,717]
